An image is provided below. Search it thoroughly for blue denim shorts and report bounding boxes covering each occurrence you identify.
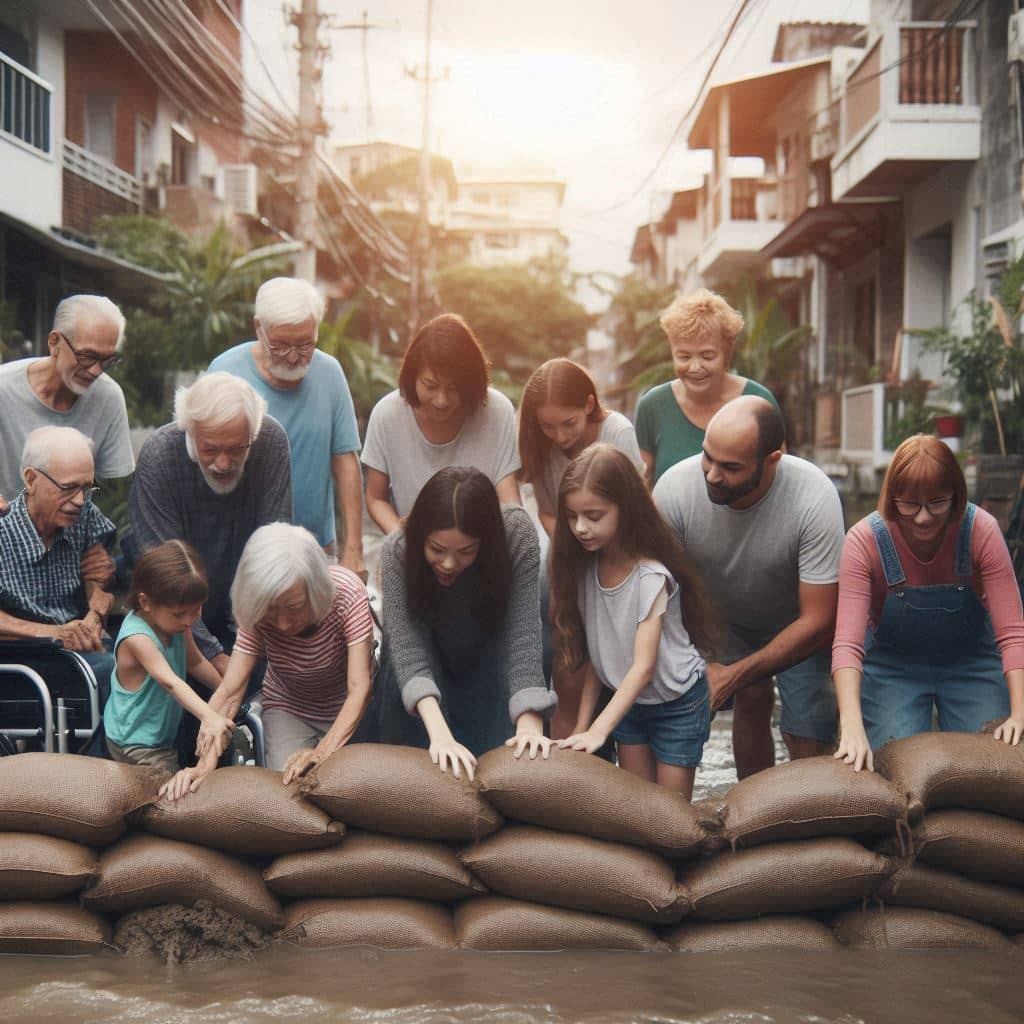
[612,674,711,768]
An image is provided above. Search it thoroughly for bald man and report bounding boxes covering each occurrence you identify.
[653,396,844,777]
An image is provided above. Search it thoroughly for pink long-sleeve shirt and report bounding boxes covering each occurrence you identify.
[832,506,1024,675]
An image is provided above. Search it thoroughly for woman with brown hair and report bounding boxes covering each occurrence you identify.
[832,435,1024,771]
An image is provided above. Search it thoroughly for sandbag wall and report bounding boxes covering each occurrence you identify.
[0,735,1022,956]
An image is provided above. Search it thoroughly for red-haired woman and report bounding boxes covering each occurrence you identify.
[832,435,1024,771]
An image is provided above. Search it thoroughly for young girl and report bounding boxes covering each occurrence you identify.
[551,444,718,797]
[104,540,235,776]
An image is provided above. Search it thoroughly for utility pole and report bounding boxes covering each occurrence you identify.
[292,0,322,283]
[332,10,386,141]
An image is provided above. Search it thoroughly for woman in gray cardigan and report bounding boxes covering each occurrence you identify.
[376,467,556,779]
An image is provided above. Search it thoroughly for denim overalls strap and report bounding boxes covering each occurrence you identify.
[954,502,977,578]
[868,511,905,586]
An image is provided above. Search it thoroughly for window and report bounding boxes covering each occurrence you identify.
[85,94,116,163]
[170,124,195,185]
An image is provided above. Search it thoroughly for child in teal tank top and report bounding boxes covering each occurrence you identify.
[104,541,235,775]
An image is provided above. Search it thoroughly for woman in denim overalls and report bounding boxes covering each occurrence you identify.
[831,436,1024,772]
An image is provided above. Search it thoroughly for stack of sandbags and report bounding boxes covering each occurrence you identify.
[664,757,904,951]
[839,733,1024,949]
[0,753,161,954]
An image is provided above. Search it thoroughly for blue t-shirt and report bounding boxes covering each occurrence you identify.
[209,343,360,545]
[104,612,187,749]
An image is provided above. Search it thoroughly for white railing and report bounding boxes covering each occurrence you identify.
[0,51,52,154]
[63,139,141,205]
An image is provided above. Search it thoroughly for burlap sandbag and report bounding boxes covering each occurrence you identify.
[137,766,344,855]
[664,916,841,952]
[460,824,686,924]
[834,906,1011,950]
[280,898,456,949]
[889,810,1024,888]
[0,901,111,955]
[874,732,1024,821]
[265,831,484,901]
[82,833,282,930]
[881,862,1024,933]
[299,744,502,841]
[454,896,665,951]
[0,752,160,845]
[475,747,705,858]
[681,838,894,920]
[708,756,910,849]
[0,833,98,899]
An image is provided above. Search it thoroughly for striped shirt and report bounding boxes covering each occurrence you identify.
[234,565,373,721]
[0,492,115,625]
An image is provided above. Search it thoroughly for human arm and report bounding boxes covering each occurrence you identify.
[158,740,221,801]
[505,709,553,760]
[0,608,103,651]
[80,544,115,589]
[332,451,366,580]
[196,648,259,757]
[282,637,373,784]
[832,665,873,771]
[364,467,401,534]
[416,694,478,780]
[640,450,656,489]
[993,668,1024,744]
[495,473,522,506]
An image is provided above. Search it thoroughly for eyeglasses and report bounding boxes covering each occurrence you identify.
[894,496,954,518]
[32,467,99,503]
[258,327,316,361]
[194,441,253,462]
[57,331,121,370]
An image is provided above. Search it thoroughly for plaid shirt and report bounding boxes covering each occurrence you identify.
[0,492,115,625]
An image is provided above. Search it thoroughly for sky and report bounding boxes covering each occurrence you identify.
[244,0,869,279]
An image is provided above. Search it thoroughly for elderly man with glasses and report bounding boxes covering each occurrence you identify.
[0,295,134,519]
[208,277,366,580]
[0,426,116,699]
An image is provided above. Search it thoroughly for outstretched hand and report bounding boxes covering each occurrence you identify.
[158,766,209,802]
[556,729,608,755]
[429,739,477,781]
[993,716,1023,745]
[506,732,553,760]
[833,723,874,772]
[282,747,323,786]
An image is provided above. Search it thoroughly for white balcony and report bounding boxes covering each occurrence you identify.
[696,176,783,286]
[832,22,980,200]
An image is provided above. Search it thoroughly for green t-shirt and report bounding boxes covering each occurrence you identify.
[635,378,779,485]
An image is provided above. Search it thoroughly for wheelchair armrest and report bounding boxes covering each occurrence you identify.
[0,637,65,656]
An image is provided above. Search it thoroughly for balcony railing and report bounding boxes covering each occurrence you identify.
[63,139,141,205]
[899,25,966,104]
[0,51,51,154]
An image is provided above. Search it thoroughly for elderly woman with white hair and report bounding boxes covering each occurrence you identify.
[159,522,374,798]
[128,371,292,674]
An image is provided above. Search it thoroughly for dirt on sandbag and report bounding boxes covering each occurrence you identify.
[454,896,666,951]
[113,900,267,965]
[280,897,456,949]
[264,831,484,901]
[0,900,111,955]
[874,732,1024,821]
[299,744,502,842]
[0,832,98,900]
[833,906,1012,950]
[475,746,706,859]
[881,862,1024,933]
[706,756,911,849]
[664,916,840,952]
[460,824,686,924]
[0,753,161,846]
[680,837,894,921]
[136,765,345,856]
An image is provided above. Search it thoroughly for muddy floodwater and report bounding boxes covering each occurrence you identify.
[3,717,1022,1024]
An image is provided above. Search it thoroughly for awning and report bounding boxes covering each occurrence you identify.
[759,200,899,268]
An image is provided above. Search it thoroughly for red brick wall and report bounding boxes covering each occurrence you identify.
[62,169,136,235]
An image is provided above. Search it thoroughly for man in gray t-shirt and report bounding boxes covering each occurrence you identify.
[653,396,844,778]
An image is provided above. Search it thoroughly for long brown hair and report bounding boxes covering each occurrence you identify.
[128,540,208,611]
[517,358,604,484]
[878,435,968,523]
[550,444,719,672]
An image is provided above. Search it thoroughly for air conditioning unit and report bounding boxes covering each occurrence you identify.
[1009,10,1024,64]
[220,163,259,216]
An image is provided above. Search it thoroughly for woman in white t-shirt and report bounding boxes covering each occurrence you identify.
[362,314,521,533]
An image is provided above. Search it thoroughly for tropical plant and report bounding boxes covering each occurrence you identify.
[597,274,676,395]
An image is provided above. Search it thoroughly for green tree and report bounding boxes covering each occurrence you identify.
[598,274,676,394]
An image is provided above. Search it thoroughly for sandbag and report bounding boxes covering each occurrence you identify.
[0,901,111,955]
[265,831,484,901]
[475,747,705,858]
[833,906,1012,950]
[280,898,456,949]
[874,732,1024,821]
[0,833,98,900]
[664,916,841,952]
[454,896,665,951]
[0,752,160,845]
[707,756,910,849]
[137,766,345,856]
[893,810,1024,888]
[460,824,686,924]
[82,833,282,931]
[881,862,1024,933]
[681,838,893,920]
[300,744,502,842]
